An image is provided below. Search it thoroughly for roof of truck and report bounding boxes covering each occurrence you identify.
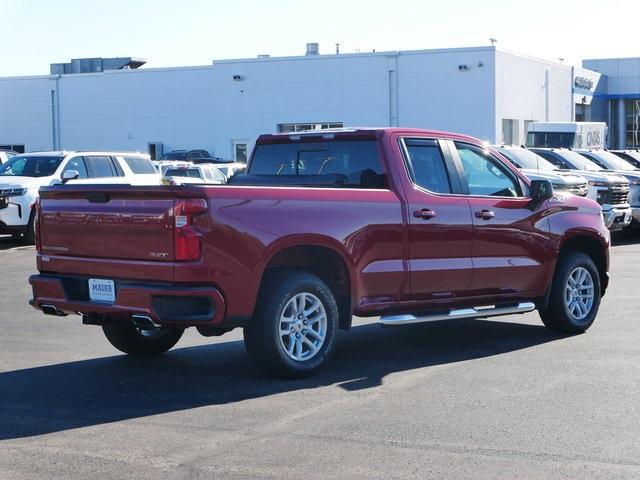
[257,127,482,144]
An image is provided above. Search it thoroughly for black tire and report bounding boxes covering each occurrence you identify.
[539,251,601,333]
[102,322,184,357]
[22,209,36,244]
[243,271,338,379]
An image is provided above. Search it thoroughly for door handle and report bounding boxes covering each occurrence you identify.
[413,209,437,220]
[475,209,495,220]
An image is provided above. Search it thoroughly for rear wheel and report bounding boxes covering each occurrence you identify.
[539,251,601,333]
[102,322,184,356]
[243,271,338,378]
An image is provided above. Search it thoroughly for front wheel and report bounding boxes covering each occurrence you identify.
[539,251,601,333]
[243,271,338,378]
[102,322,184,356]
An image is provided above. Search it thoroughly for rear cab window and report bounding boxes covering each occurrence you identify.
[248,140,387,189]
[165,168,202,178]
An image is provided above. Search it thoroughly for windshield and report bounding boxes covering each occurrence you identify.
[499,148,557,170]
[161,151,188,160]
[612,151,640,168]
[553,150,603,171]
[0,155,63,177]
[164,168,202,178]
[581,151,638,171]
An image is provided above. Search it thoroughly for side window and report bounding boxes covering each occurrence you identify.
[122,156,157,174]
[85,156,116,178]
[62,157,88,179]
[402,139,452,194]
[455,143,521,197]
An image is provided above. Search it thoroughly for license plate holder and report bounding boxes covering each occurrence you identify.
[88,279,116,303]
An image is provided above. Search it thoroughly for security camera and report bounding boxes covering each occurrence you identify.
[232,74,244,81]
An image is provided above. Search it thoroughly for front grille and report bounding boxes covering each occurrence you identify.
[561,182,588,197]
[603,183,630,205]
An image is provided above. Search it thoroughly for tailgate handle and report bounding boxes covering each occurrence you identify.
[85,192,111,203]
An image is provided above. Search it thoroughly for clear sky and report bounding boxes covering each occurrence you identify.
[2,0,638,76]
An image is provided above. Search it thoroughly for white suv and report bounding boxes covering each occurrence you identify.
[0,151,161,242]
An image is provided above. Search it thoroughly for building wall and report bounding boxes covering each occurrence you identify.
[0,46,580,156]
[0,76,53,151]
[584,58,640,148]
[495,51,572,146]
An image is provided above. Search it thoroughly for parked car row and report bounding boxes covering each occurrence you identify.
[493,145,640,232]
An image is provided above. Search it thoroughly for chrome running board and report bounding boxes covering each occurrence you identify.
[379,302,536,326]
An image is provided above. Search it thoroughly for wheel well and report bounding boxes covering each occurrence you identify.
[259,245,353,330]
[559,236,608,291]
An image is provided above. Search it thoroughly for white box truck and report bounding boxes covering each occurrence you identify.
[526,122,608,149]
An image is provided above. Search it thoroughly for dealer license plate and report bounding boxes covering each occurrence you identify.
[88,279,116,303]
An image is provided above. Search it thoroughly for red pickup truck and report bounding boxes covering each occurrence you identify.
[30,128,610,378]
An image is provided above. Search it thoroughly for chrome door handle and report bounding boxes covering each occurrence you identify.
[475,209,495,220]
[413,209,437,220]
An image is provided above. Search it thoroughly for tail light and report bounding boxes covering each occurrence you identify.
[174,198,208,261]
[34,198,42,254]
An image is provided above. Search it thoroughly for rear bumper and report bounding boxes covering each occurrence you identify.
[29,274,226,327]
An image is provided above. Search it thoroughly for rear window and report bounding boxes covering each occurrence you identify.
[123,156,157,174]
[248,140,386,188]
[165,168,202,178]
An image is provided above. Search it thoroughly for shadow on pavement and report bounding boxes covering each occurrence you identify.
[0,235,30,251]
[0,318,567,440]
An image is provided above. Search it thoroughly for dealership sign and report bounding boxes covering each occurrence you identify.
[573,68,601,105]
[574,76,594,91]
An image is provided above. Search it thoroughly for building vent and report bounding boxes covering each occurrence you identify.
[306,43,319,56]
[50,57,147,75]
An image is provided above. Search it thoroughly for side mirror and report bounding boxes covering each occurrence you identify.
[61,169,79,183]
[530,179,553,206]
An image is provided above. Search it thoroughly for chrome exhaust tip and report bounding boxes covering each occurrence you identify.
[131,314,161,329]
[41,304,67,316]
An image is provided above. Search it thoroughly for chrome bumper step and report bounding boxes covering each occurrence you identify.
[379,302,536,326]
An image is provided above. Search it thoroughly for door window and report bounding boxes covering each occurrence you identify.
[402,139,452,194]
[62,157,88,179]
[455,143,521,197]
[85,156,118,178]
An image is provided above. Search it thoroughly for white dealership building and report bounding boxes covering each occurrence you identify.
[0,44,636,159]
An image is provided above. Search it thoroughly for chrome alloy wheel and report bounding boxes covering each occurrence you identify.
[564,266,595,322]
[279,292,327,361]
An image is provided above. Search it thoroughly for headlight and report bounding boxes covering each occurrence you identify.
[588,181,608,187]
[0,188,27,198]
[629,179,640,185]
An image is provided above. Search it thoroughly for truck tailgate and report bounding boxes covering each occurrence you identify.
[38,185,181,281]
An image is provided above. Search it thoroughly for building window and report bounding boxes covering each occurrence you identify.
[278,122,344,133]
[232,140,249,163]
[625,99,640,148]
[0,144,25,153]
[501,119,519,145]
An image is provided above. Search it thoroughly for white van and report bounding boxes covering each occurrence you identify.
[0,151,161,242]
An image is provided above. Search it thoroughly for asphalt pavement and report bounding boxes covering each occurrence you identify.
[1,234,639,479]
